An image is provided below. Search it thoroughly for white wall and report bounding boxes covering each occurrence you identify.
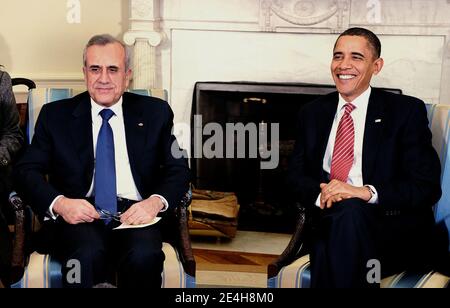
[0,0,127,84]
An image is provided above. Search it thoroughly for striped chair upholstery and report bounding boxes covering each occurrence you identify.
[12,87,194,288]
[11,243,195,288]
[428,103,450,251]
[268,102,450,288]
[26,88,168,143]
[267,255,311,288]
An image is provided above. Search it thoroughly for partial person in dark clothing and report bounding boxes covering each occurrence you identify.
[0,67,24,287]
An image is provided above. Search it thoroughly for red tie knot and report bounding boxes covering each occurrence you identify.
[344,103,356,114]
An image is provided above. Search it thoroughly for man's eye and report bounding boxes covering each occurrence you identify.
[109,68,118,73]
[90,68,100,73]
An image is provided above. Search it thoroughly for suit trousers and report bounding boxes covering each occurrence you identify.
[310,198,379,288]
[55,219,164,288]
[55,199,164,288]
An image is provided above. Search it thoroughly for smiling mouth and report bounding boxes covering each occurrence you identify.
[337,74,356,80]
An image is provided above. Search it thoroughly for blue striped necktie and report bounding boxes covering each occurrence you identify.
[94,108,117,215]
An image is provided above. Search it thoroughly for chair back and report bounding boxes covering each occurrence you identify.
[427,103,450,251]
[27,88,168,143]
[11,78,35,142]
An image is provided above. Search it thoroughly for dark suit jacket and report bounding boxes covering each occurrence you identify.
[287,88,442,253]
[14,91,190,220]
[0,71,24,200]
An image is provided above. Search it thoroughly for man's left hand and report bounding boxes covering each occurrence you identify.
[120,196,164,225]
[319,179,371,209]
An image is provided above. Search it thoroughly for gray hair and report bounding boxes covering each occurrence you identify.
[83,34,132,71]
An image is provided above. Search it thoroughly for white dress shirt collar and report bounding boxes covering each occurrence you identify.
[90,97,123,118]
[337,86,372,113]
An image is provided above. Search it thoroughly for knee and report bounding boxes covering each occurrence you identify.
[126,248,165,271]
[324,198,377,226]
[67,241,107,266]
[334,198,370,215]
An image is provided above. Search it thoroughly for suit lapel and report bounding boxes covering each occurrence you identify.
[362,89,385,183]
[318,93,339,179]
[69,93,94,187]
[122,94,147,189]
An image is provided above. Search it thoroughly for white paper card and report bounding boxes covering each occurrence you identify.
[113,217,161,230]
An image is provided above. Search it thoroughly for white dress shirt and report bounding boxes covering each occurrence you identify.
[48,96,168,218]
[315,86,378,206]
[87,97,142,200]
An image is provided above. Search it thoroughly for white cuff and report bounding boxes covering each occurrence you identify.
[150,194,169,212]
[315,193,321,207]
[365,185,379,204]
[47,195,64,220]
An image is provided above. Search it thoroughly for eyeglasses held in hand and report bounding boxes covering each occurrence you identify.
[97,208,122,221]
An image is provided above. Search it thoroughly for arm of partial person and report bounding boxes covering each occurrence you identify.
[0,74,24,166]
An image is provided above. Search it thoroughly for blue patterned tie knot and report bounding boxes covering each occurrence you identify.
[100,108,115,121]
[95,108,117,220]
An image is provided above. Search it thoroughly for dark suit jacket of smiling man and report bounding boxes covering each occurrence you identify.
[13,34,190,288]
[287,27,443,288]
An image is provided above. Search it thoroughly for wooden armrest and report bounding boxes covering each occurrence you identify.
[267,206,308,278]
[175,188,195,277]
[176,205,196,277]
[8,193,27,282]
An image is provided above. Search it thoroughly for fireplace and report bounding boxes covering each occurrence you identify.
[190,82,337,233]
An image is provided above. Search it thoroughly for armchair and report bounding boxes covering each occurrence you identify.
[9,87,196,288]
[268,103,450,288]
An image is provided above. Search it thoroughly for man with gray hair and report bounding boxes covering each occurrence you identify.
[14,34,190,288]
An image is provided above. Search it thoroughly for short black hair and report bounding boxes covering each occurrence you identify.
[334,27,381,59]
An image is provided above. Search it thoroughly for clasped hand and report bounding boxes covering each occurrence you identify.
[54,196,164,225]
[319,179,370,209]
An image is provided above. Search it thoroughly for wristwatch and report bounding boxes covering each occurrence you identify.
[364,185,375,200]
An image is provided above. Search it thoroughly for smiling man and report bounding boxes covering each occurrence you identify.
[287,28,443,287]
[14,34,190,288]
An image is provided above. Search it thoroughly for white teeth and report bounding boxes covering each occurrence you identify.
[339,75,355,80]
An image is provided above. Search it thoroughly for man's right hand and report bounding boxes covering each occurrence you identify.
[53,197,100,225]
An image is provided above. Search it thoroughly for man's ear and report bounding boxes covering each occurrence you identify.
[373,57,384,76]
[125,69,132,86]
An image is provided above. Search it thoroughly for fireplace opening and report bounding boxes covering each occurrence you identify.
[190,81,338,234]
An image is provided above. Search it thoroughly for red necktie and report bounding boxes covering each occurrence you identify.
[330,103,356,182]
